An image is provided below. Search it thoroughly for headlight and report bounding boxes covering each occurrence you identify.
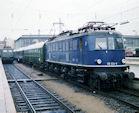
[121,59,125,64]
[97,59,102,64]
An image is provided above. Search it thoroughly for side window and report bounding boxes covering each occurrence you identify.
[108,37,115,50]
[116,38,124,49]
[51,44,52,52]
[53,43,55,51]
[69,40,72,50]
[73,40,77,50]
[3,50,7,52]
[9,50,12,52]
[59,42,62,51]
[56,43,58,51]
[49,44,51,52]
[47,45,49,52]
[51,44,53,52]
[63,41,66,51]
[95,38,107,49]
[66,41,69,51]
[87,36,94,51]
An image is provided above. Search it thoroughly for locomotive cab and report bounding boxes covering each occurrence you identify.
[80,31,134,89]
[1,47,14,64]
[82,31,126,66]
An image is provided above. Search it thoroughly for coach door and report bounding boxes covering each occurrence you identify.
[79,38,83,64]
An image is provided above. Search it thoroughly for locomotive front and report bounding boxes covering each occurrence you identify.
[81,28,134,89]
[1,47,14,64]
[84,31,126,66]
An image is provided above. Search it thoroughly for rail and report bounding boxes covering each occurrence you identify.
[4,64,80,113]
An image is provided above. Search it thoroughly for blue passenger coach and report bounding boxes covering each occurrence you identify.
[45,22,134,89]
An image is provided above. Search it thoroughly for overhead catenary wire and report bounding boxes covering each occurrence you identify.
[102,6,139,21]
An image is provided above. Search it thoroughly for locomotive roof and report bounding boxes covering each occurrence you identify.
[14,41,46,52]
[48,21,120,43]
[48,30,122,43]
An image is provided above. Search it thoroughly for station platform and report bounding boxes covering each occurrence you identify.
[126,57,139,65]
[0,59,16,113]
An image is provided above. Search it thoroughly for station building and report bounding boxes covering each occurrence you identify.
[14,35,53,49]
[123,35,139,57]
[123,35,139,49]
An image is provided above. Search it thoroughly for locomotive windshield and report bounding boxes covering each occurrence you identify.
[88,36,124,50]
[95,38,107,50]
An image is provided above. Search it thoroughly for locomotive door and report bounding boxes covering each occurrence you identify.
[79,38,84,64]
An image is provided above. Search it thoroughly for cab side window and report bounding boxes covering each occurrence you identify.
[108,37,115,50]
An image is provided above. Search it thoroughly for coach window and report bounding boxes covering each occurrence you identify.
[108,37,115,50]
[95,38,107,50]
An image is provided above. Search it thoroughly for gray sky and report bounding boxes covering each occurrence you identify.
[0,0,139,41]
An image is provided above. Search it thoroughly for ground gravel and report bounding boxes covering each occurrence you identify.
[15,63,138,113]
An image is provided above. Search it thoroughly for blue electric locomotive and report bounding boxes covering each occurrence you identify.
[14,21,134,89]
[45,22,134,89]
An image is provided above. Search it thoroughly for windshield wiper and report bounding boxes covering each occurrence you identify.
[97,44,102,49]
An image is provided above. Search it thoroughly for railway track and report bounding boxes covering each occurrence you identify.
[11,63,139,112]
[4,64,81,113]
[101,89,139,112]
[68,79,139,112]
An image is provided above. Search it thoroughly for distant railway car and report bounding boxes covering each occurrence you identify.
[1,47,14,63]
[14,48,24,62]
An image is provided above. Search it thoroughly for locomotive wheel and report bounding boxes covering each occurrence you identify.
[89,78,97,89]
